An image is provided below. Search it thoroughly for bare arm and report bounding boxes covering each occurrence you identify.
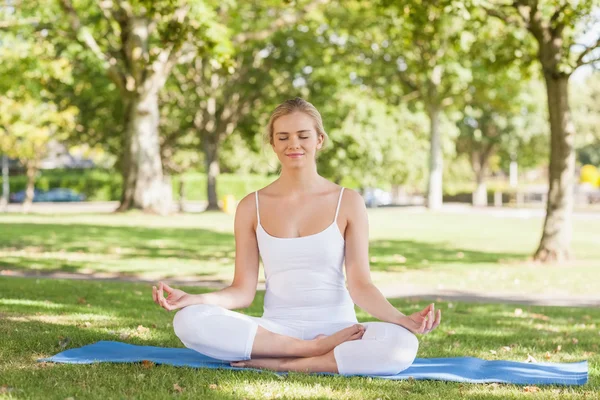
[343,190,441,333]
[188,193,260,309]
[343,189,407,323]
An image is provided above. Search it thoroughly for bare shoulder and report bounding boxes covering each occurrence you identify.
[235,192,258,224]
[341,188,366,209]
[340,188,367,219]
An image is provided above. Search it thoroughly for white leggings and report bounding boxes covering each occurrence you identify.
[173,304,419,376]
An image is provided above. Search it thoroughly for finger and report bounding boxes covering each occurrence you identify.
[160,296,172,311]
[426,306,435,331]
[431,309,442,331]
[158,282,165,300]
[162,282,173,292]
[419,303,433,316]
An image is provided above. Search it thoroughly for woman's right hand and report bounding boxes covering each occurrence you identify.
[152,281,195,311]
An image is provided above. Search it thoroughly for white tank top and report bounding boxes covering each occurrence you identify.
[255,187,358,324]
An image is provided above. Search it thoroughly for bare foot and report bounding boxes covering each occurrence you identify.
[308,324,364,356]
[231,357,288,372]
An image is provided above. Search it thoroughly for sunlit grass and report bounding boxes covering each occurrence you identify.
[0,277,598,399]
[2,209,600,297]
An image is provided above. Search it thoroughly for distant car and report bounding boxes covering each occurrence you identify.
[9,189,45,203]
[9,188,85,203]
[363,188,392,208]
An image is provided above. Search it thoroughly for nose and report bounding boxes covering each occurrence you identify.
[288,136,301,149]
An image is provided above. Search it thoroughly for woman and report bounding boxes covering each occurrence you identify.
[152,98,441,375]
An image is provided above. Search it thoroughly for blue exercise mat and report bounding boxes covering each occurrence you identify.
[38,340,588,386]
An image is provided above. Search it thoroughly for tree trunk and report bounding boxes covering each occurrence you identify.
[203,138,220,211]
[23,164,36,213]
[426,104,443,210]
[117,84,171,214]
[473,171,488,207]
[471,150,489,207]
[1,154,8,210]
[534,74,575,262]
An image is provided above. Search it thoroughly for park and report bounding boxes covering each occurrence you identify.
[1,0,600,399]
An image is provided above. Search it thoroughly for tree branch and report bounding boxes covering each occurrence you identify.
[576,36,600,67]
[59,0,126,93]
[233,0,328,44]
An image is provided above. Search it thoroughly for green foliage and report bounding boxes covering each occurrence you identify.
[0,170,274,201]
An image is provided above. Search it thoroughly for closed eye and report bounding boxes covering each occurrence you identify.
[278,137,309,141]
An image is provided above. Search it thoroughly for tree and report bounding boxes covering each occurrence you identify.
[56,0,231,213]
[482,0,600,261]
[455,18,545,205]
[0,19,77,212]
[347,1,475,209]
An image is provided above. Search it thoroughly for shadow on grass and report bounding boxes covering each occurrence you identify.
[3,223,528,277]
[369,239,526,271]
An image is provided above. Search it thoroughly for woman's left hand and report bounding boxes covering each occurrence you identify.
[397,303,441,335]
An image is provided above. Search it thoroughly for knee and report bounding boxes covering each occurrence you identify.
[384,329,419,375]
[172,304,216,342]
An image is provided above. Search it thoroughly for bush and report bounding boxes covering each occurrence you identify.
[0,169,276,202]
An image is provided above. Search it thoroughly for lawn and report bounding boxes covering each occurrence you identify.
[0,277,598,399]
[1,209,599,296]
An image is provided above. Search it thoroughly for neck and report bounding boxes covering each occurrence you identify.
[277,163,322,195]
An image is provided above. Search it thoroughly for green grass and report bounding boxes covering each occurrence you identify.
[1,209,599,296]
[0,277,598,399]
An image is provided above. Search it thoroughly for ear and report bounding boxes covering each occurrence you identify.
[316,133,324,149]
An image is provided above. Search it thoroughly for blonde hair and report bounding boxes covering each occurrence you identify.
[265,97,329,149]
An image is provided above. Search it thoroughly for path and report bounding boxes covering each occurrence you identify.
[3,269,599,308]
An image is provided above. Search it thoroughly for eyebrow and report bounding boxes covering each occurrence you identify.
[275,130,312,135]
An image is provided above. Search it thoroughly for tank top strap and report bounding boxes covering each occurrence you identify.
[255,191,260,224]
[334,187,344,222]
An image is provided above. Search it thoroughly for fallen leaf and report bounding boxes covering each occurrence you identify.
[77,297,86,304]
[137,325,150,334]
[134,291,143,296]
[529,313,550,321]
[141,360,154,369]
[523,386,540,392]
[119,332,131,340]
[501,346,512,352]
[514,308,523,316]
[555,345,562,353]
[58,337,71,349]
[83,322,91,328]
[0,385,14,394]
[446,330,456,335]
[209,384,218,390]
[545,352,551,360]
[489,350,497,355]
[572,338,579,344]
[456,252,464,259]
[525,354,537,363]
[173,383,183,393]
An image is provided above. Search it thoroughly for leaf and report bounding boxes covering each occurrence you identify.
[501,346,511,352]
[141,360,155,369]
[572,338,579,344]
[173,383,183,393]
[58,336,71,349]
[544,351,551,360]
[137,325,150,334]
[208,384,218,390]
[555,345,562,353]
[489,350,497,355]
[119,332,131,340]
[523,386,540,392]
[525,354,537,363]
[77,297,87,304]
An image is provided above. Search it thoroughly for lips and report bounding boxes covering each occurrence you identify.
[287,153,304,158]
